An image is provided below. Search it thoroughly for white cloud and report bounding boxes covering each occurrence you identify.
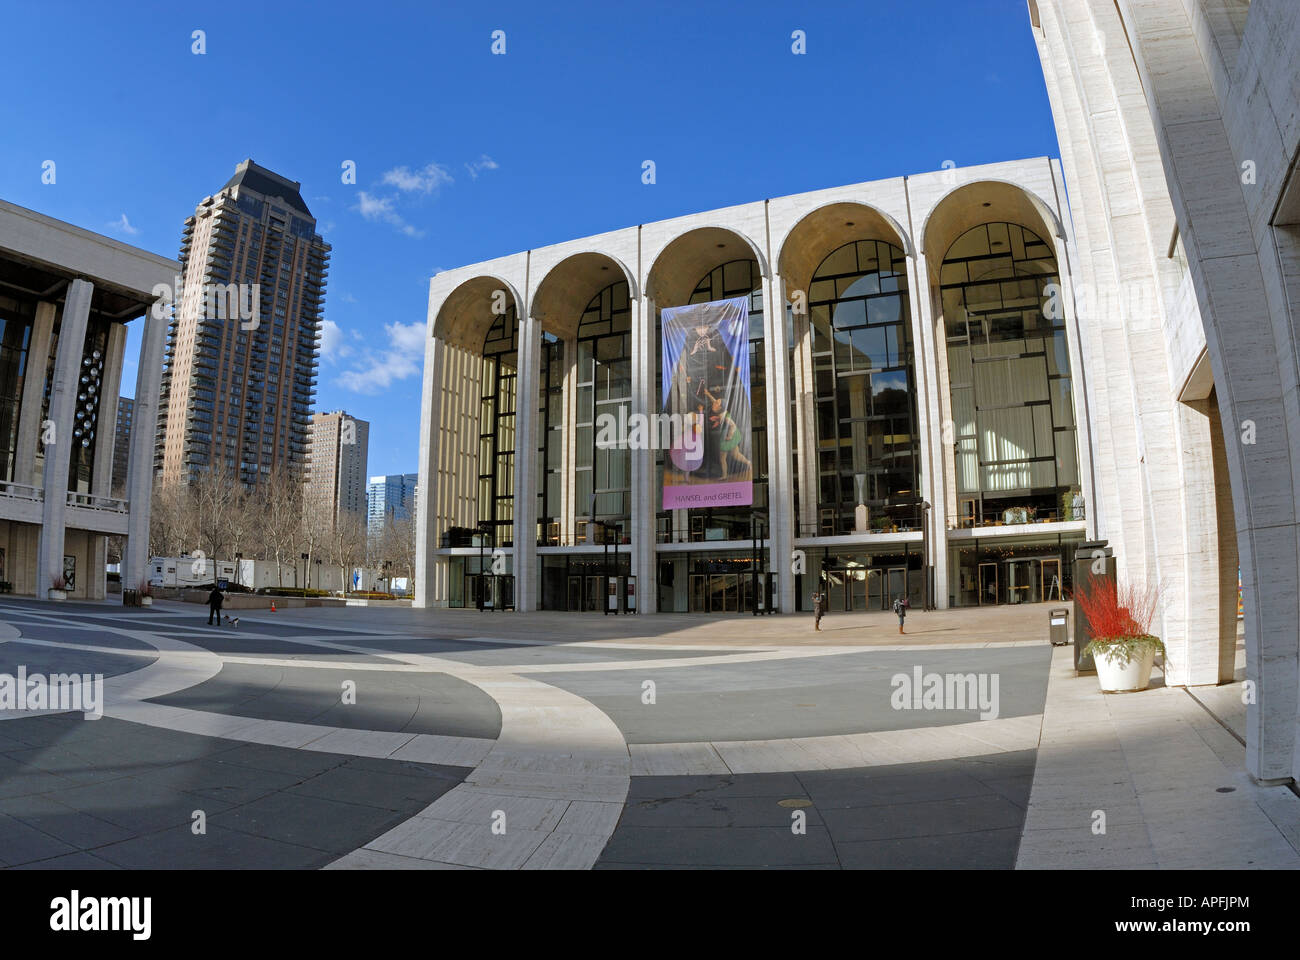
[382,163,454,193]
[355,191,423,238]
[464,154,499,180]
[320,319,353,362]
[337,321,426,393]
[109,214,139,236]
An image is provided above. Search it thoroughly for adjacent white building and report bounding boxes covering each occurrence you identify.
[1027,0,1300,784]
[0,199,174,600]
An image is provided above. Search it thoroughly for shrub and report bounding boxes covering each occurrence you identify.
[1077,578,1164,665]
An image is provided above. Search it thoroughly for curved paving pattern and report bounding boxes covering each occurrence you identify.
[0,600,1062,868]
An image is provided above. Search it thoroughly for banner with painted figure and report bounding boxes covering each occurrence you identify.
[661,296,753,510]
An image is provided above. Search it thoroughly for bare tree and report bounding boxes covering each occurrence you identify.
[191,461,241,564]
[256,468,304,587]
[374,512,417,596]
[149,478,195,560]
[327,514,368,596]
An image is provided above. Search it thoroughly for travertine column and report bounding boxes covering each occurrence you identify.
[764,274,795,613]
[631,294,657,612]
[37,279,93,598]
[414,327,446,608]
[121,299,167,597]
[906,249,948,608]
[513,314,541,611]
[92,322,127,496]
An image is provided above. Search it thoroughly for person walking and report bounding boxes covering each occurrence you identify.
[893,595,906,635]
[207,585,225,627]
[813,590,826,632]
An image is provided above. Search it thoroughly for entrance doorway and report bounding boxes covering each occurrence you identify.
[886,566,907,606]
[978,562,998,605]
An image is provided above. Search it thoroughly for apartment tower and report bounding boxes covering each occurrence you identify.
[306,410,369,532]
[156,159,330,486]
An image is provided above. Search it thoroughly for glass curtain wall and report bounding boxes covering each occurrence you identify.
[536,332,563,546]
[655,259,769,542]
[941,223,1080,527]
[478,306,518,547]
[808,240,921,536]
[0,294,34,484]
[575,282,631,542]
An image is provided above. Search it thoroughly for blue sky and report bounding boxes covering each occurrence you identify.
[0,0,1059,477]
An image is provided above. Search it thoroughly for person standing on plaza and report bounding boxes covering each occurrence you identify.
[207,585,225,627]
[813,590,826,631]
[893,595,906,635]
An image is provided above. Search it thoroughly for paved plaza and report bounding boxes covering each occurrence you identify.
[0,599,1295,869]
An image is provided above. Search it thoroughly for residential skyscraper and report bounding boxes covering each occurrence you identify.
[367,473,418,539]
[305,411,369,532]
[157,159,330,486]
[111,396,133,495]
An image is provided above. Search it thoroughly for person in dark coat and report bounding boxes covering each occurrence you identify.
[893,595,907,635]
[813,591,826,631]
[207,586,225,627]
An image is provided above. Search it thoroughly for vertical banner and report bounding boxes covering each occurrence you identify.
[661,296,753,510]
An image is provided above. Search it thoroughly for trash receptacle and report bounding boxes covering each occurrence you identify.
[1049,608,1069,646]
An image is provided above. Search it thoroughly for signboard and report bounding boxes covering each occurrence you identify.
[607,577,618,612]
[661,296,753,510]
[626,576,636,612]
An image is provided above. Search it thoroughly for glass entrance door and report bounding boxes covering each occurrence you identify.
[886,567,907,607]
[567,577,582,611]
[584,576,602,612]
[1042,559,1063,601]
[867,568,883,610]
[847,570,868,611]
[978,562,998,605]
[1006,560,1033,604]
[689,575,707,611]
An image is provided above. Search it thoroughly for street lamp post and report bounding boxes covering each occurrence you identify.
[921,500,933,611]
[300,553,308,593]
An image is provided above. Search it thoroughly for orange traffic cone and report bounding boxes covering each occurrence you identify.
[271,601,276,612]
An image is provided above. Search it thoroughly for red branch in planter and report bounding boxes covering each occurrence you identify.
[1076,578,1159,639]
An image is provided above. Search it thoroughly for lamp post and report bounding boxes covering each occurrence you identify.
[921,500,933,611]
[478,521,489,612]
[300,552,308,593]
[234,552,242,590]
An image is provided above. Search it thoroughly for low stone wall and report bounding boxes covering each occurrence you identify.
[173,591,347,609]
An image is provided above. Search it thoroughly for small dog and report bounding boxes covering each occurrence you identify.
[222,614,240,626]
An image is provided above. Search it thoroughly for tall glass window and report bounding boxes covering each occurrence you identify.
[0,295,34,484]
[656,259,768,541]
[575,282,631,539]
[809,240,920,535]
[536,332,563,545]
[478,306,517,545]
[941,222,1080,526]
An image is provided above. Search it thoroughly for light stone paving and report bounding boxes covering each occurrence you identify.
[9,601,1290,870]
[1015,646,1300,870]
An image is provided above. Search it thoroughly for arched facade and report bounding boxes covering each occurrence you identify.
[416,158,1092,618]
